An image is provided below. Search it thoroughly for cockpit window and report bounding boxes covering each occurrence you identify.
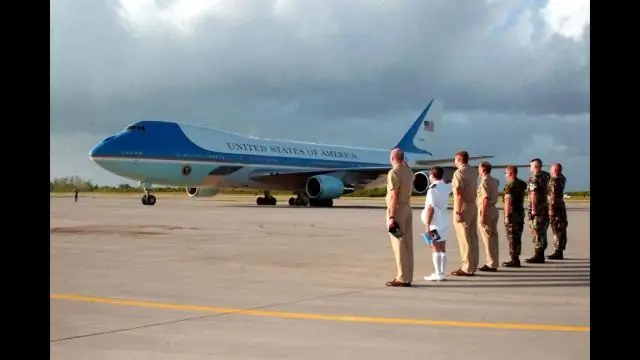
[125,125,145,132]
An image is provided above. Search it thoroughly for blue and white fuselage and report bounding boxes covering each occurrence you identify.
[88,99,493,206]
[91,121,412,188]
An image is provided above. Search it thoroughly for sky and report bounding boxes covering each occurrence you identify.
[50,0,590,190]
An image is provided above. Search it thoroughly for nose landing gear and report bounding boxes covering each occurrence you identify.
[139,181,156,206]
[141,192,156,206]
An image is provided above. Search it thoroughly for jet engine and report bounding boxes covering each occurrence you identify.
[186,187,220,197]
[413,167,456,194]
[412,171,430,194]
[305,175,353,199]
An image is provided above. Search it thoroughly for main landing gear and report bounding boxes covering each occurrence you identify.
[287,193,333,207]
[288,193,309,206]
[140,181,157,206]
[256,191,334,207]
[256,191,277,206]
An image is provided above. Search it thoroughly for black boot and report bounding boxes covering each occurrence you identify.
[524,250,545,264]
[502,256,521,268]
[547,250,564,260]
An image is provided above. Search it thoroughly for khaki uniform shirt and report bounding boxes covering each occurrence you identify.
[452,164,478,211]
[477,175,499,209]
[385,163,414,209]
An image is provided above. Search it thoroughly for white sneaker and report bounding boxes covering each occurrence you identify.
[424,273,445,281]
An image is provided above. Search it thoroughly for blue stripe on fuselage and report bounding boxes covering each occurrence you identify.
[91,153,386,169]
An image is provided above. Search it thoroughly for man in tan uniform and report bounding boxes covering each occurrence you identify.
[451,150,479,276]
[385,148,415,287]
[476,161,500,272]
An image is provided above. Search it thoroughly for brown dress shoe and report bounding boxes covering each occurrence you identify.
[450,269,475,276]
[478,265,498,272]
[385,279,412,287]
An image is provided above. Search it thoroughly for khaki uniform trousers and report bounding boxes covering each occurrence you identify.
[387,205,414,283]
[479,207,499,268]
[453,204,479,273]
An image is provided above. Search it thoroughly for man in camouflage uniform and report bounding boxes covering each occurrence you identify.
[547,163,568,260]
[525,158,551,263]
[501,165,528,267]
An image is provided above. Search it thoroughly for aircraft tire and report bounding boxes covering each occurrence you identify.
[147,195,157,206]
[288,197,295,206]
[257,196,264,205]
[141,196,148,205]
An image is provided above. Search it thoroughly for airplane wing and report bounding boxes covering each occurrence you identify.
[413,155,493,166]
[248,168,385,190]
[246,155,528,190]
[488,164,532,168]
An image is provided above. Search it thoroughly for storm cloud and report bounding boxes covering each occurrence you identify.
[50,0,590,189]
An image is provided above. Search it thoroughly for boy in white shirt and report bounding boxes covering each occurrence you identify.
[421,166,452,281]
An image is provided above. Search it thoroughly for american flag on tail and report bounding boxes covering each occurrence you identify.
[423,120,434,132]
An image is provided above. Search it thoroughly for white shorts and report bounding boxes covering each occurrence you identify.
[421,209,449,241]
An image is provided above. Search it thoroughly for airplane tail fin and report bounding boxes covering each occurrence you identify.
[393,99,443,157]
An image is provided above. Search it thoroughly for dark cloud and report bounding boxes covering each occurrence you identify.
[51,0,589,189]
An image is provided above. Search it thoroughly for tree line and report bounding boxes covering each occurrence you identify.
[50,176,590,199]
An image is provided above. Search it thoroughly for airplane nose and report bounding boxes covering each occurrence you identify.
[89,135,117,159]
[89,143,103,158]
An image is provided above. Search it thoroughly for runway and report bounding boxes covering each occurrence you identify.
[50,195,590,360]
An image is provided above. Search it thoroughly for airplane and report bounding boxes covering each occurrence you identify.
[89,99,515,207]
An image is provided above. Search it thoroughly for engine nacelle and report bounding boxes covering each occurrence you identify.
[186,187,220,198]
[413,167,456,194]
[412,171,430,194]
[305,175,353,199]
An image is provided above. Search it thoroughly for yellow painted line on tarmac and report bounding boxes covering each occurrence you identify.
[51,293,589,333]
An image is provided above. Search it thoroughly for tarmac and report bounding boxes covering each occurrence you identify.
[50,195,590,360]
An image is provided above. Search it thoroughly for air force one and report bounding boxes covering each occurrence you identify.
[89,99,507,207]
